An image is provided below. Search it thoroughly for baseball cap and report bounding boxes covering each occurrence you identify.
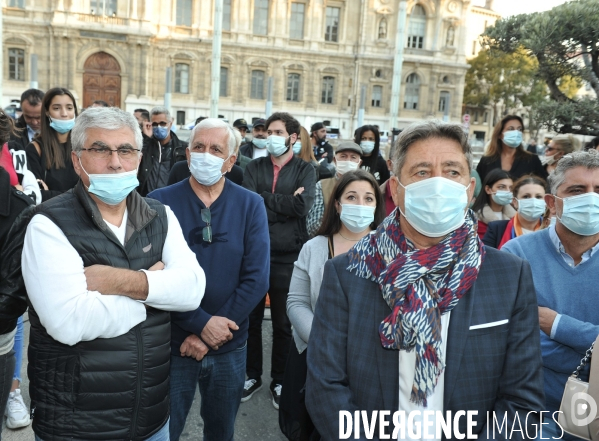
[311,122,325,132]
[335,141,362,155]
[233,118,249,130]
[253,118,266,128]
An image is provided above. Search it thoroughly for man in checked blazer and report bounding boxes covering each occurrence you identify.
[306,121,545,441]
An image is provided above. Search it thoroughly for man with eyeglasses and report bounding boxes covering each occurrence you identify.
[137,106,188,196]
[19,107,205,441]
[148,118,270,441]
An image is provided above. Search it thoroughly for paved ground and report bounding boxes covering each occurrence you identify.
[2,312,287,440]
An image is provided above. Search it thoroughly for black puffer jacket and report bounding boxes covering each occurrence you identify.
[25,181,170,441]
[243,155,316,263]
[0,167,33,335]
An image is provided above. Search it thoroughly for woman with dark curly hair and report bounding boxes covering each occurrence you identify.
[354,124,390,185]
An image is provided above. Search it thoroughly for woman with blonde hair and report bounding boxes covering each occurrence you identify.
[476,115,547,182]
[543,134,581,174]
[293,126,330,181]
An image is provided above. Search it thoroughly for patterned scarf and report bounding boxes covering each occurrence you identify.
[346,208,485,407]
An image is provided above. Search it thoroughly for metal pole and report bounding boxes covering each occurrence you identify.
[389,0,408,132]
[357,85,366,128]
[164,67,172,114]
[30,54,39,89]
[210,0,223,118]
[265,76,273,118]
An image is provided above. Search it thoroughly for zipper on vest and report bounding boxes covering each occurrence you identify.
[130,326,144,439]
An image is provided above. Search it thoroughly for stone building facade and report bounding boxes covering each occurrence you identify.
[3,0,484,138]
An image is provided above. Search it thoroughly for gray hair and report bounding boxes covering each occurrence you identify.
[552,134,581,155]
[150,106,171,120]
[392,120,473,177]
[549,149,599,194]
[189,118,241,156]
[71,107,142,155]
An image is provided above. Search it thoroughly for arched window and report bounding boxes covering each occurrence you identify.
[404,73,420,110]
[407,5,426,49]
[174,63,190,94]
[287,73,301,102]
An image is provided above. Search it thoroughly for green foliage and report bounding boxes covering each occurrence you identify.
[464,47,547,124]
[481,0,599,134]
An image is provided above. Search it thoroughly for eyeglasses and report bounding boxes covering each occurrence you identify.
[80,147,141,160]
[151,121,169,128]
[545,147,559,153]
[201,208,212,243]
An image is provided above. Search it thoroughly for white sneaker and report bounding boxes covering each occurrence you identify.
[4,388,31,429]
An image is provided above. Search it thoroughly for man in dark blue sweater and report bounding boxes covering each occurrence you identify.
[148,118,270,441]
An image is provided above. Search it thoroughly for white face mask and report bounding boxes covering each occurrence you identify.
[398,177,470,237]
[189,152,226,186]
[335,160,360,175]
[541,154,558,166]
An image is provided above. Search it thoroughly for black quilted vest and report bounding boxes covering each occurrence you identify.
[27,181,170,441]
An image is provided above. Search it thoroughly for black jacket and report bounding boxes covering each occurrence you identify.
[26,141,79,202]
[313,140,334,163]
[239,141,268,160]
[482,219,510,249]
[167,160,244,186]
[361,155,390,186]
[138,131,188,196]
[24,181,170,440]
[7,116,30,152]
[0,167,33,335]
[476,153,548,183]
[243,155,316,263]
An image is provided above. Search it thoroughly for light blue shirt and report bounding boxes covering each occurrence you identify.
[548,224,599,338]
[27,126,36,142]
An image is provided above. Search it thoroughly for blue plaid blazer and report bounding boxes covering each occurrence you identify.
[306,246,545,441]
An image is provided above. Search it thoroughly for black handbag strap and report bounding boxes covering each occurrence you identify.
[572,342,595,378]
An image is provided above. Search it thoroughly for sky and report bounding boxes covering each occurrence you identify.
[472,0,570,17]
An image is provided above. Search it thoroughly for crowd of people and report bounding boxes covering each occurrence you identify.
[1,86,599,441]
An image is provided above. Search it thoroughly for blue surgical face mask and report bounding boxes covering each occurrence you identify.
[49,117,75,134]
[253,138,267,149]
[517,198,546,222]
[360,141,375,155]
[492,191,513,206]
[79,159,139,206]
[398,176,470,237]
[153,126,169,141]
[293,142,302,155]
[503,130,523,148]
[339,204,375,233]
[556,193,599,236]
[189,152,226,187]
[267,135,289,157]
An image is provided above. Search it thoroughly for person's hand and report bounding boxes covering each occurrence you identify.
[37,179,48,190]
[149,261,164,271]
[180,334,209,361]
[14,184,24,191]
[321,152,328,158]
[142,121,153,138]
[84,265,114,293]
[201,316,239,350]
[294,187,305,196]
[539,306,558,335]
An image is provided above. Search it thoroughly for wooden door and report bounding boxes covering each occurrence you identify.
[83,52,121,108]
